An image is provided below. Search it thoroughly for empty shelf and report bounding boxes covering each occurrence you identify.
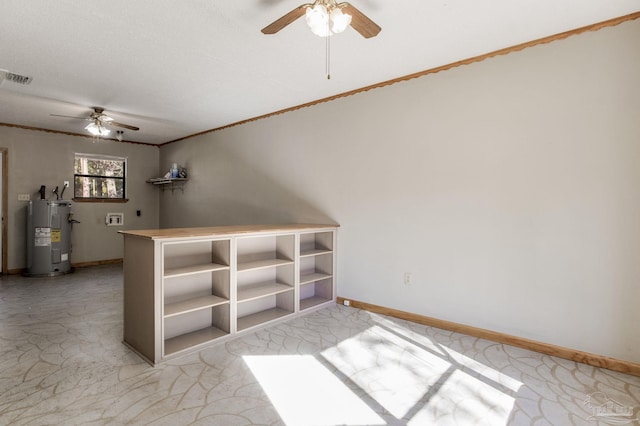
[300,296,332,310]
[299,272,332,285]
[164,262,229,278]
[237,308,292,331]
[237,258,293,272]
[164,295,229,318]
[164,326,228,355]
[300,248,332,258]
[237,281,292,303]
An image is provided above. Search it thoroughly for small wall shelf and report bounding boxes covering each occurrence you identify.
[146,177,188,192]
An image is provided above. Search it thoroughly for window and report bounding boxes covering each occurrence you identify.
[74,153,127,200]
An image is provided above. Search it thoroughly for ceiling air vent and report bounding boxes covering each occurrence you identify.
[0,69,33,85]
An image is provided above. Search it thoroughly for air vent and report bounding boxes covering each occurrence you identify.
[0,69,33,85]
[6,72,33,85]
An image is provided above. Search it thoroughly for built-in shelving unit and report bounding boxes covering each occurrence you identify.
[121,224,337,365]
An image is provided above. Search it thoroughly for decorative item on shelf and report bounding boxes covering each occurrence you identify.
[162,163,188,179]
[147,164,188,193]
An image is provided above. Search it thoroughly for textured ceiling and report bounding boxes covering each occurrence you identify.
[1,1,638,145]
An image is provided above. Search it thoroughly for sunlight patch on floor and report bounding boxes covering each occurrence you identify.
[371,314,523,393]
[322,322,519,423]
[322,324,451,419]
[409,369,516,425]
[243,355,385,426]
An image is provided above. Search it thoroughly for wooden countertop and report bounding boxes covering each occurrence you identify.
[119,223,339,240]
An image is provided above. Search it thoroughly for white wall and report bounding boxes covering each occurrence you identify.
[160,20,640,363]
[0,127,160,270]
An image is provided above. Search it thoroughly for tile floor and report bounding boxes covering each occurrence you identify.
[1,264,639,425]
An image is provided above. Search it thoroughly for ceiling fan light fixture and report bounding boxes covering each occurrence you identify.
[261,0,379,40]
[85,121,110,137]
[305,2,351,37]
[305,4,330,37]
[330,8,351,34]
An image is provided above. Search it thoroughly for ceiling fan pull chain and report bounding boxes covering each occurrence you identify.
[326,19,331,79]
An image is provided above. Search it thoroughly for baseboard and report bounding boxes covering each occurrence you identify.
[5,258,123,275]
[336,297,640,377]
[71,258,123,268]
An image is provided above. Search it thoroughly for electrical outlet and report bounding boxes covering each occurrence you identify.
[404,272,413,285]
[18,194,30,201]
[106,213,124,226]
[63,181,69,187]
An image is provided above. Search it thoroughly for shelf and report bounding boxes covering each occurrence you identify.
[237,308,292,331]
[237,258,293,272]
[164,295,229,318]
[300,296,332,310]
[147,177,188,193]
[300,248,332,258]
[237,281,293,303]
[300,272,332,285]
[164,262,229,278]
[147,177,188,185]
[164,326,228,355]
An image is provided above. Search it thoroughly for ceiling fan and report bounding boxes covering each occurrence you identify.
[262,0,381,38]
[51,107,139,137]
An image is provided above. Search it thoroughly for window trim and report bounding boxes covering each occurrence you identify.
[72,197,129,203]
[73,153,128,202]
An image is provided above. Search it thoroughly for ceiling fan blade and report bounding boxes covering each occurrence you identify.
[261,4,311,34]
[109,121,139,131]
[50,113,90,120]
[341,3,381,38]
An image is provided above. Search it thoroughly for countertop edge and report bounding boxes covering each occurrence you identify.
[118,223,339,240]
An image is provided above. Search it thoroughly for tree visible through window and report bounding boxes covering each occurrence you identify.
[74,153,126,199]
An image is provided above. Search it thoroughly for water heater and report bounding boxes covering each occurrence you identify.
[25,200,73,276]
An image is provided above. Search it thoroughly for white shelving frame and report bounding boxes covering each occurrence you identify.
[161,238,232,358]
[235,233,296,332]
[298,231,335,311]
[121,225,337,365]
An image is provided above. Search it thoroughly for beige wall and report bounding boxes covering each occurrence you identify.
[0,127,160,270]
[159,20,640,363]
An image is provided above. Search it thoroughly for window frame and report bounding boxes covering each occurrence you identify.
[73,153,128,203]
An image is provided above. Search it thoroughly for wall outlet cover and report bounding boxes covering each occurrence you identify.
[106,213,124,226]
